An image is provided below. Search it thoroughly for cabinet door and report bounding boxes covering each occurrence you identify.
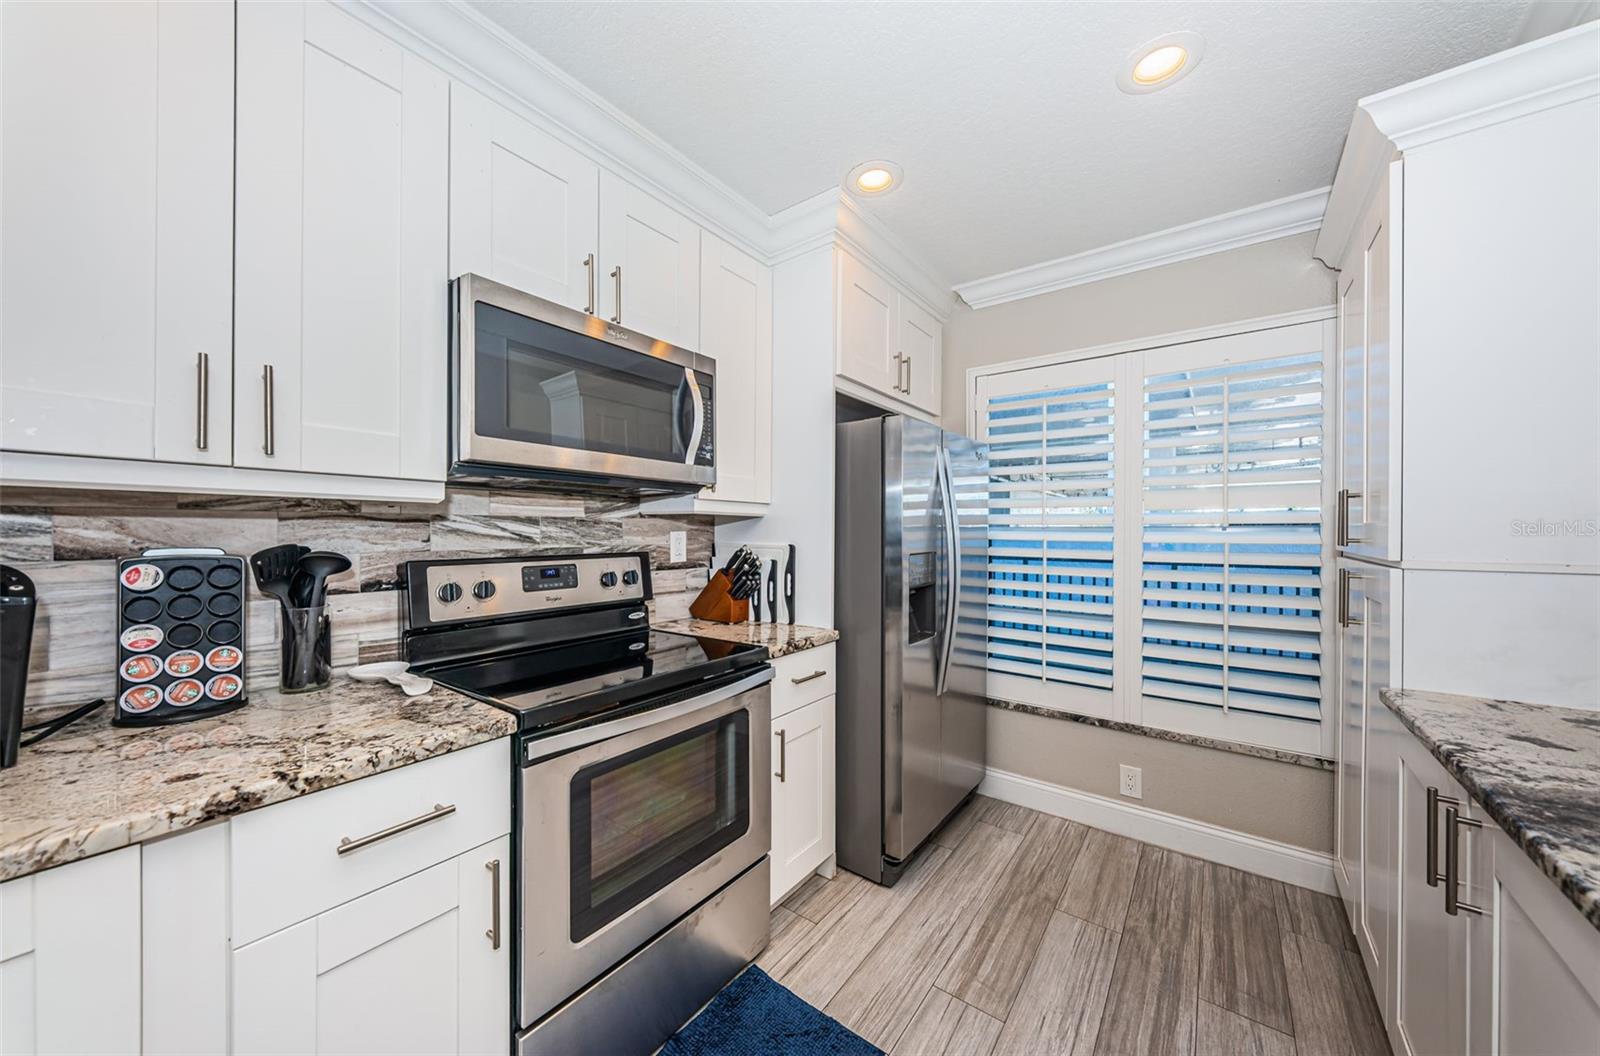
[699,234,772,506]
[235,0,448,480]
[1393,746,1474,1056]
[1337,253,1367,552]
[449,83,598,312]
[0,847,141,1056]
[1357,568,1398,1023]
[770,697,835,903]
[1334,560,1367,911]
[599,172,700,349]
[899,295,942,415]
[232,837,510,1056]
[1362,165,1398,562]
[836,251,899,398]
[0,0,233,465]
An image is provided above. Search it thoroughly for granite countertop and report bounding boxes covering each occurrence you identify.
[0,676,516,882]
[1381,688,1600,931]
[659,619,840,659]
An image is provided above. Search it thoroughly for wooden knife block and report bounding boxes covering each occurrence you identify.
[689,570,748,624]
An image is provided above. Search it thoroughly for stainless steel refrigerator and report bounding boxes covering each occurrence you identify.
[835,414,988,885]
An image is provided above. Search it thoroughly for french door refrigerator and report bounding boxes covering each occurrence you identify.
[835,415,988,885]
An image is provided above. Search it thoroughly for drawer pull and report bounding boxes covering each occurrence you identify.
[791,670,827,686]
[336,803,456,856]
[485,858,502,950]
[775,728,787,783]
[1443,805,1485,917]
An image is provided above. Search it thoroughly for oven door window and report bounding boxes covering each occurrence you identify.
[474,301,710,465]
[569,710,749,942]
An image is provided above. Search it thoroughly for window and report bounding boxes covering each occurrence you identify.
[972,319,1334,756]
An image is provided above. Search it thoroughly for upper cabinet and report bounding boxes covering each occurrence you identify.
[698,235,773,508]
[234,0,449,482]
[835,249,942,418]
[0,0,234,466]
[449,84,599,313]
[599,173,701,350]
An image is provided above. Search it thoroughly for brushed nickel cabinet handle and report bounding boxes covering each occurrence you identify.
[336,803,455,856]
[195,353,210,451]
[1337,568,1362,627]
[893,354,904,393]
[1443,805,1485,916]
[1337,489,1362,547]
[775,728,787,783]
[905,355,912,395]
[262,364,276,457]
[610,265,622,324]
[1425,786,1444,886]
[791,670,826,685]
[485,858,502,949]
[583,253,596,315]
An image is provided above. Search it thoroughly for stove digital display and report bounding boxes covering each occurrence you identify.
[522,563,579,592]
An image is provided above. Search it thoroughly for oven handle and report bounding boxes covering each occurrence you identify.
[522,666,773,764]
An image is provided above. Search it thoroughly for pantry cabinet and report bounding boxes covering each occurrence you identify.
[234,0,449,483]
[599,172,701,351]
[835,250,942,418]
[0,0,234,468]
[0,847,141,1056]
[232,836,511,1056]
[768,646,837,903]
[448,83,600,313]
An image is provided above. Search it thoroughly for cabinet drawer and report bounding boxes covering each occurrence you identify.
[230,738,511,947]
[771,643,835,719]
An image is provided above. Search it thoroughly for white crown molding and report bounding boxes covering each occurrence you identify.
[953,187,1330,312]
[1315,21,1600,267]
[980,767,1339,895]
[348,0,954,315]
[1515,0,1599,45]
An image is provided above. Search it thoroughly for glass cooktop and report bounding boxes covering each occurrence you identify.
[422,629,768,735]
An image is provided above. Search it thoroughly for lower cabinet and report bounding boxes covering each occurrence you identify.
[0,847,142,1056]
[232,835,510,1056]
[768,647,837,904]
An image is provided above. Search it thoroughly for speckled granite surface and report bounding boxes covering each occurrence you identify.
[987,697,1336,771]
[658,619,839,658]
[1381,688,1600,931]
[0,676,515,882]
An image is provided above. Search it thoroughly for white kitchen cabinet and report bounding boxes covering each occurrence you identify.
[599,172,701,350]
[143,824,230,1056]
[449,83,599,313]
[235,0,448,482]
[835,249,943,418]
[0,847,141,1056]
[0,0,233,467]
[1334,159,1401,563]
[232,835,511,1056]
[696,234,773,509]
[768,647,838,904]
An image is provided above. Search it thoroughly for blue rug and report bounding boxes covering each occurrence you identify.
[662,966,883,1056]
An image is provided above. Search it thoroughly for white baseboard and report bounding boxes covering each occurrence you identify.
[979,767,1338,895]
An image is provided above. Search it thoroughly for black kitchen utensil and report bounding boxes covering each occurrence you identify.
[784,545,796,626]
[251,544,308,608]
[0,565,36,768]
[766,560,778,622]
[290,551,351,608]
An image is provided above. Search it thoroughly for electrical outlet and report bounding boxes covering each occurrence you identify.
[669,531,687,563]
[1119,765,1143,799]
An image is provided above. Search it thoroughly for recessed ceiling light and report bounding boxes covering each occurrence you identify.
[1117,32,1205,95]
[845,160,903,197]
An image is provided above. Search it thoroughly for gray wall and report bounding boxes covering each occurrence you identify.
[947,232,1339,853]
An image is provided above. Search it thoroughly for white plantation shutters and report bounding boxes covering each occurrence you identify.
[974,358,1118,717]
[973,319,1334,756]
[1139,326,1329,755]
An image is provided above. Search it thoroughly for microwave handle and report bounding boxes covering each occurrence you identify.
[682,369,705,465]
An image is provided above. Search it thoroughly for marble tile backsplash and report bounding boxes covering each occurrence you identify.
[0,486,712,718]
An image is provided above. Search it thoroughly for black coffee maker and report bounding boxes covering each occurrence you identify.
[0,565,37,769]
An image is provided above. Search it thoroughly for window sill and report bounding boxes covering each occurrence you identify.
[986,697,1336,772]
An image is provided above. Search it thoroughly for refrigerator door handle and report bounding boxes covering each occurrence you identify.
[935,445,960,698]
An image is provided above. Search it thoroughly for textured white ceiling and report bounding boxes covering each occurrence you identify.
[467,0,1537,285]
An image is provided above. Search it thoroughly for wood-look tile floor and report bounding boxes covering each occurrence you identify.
[763,796,1388,1056]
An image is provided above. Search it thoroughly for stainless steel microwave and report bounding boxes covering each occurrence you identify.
[450,274,715,492]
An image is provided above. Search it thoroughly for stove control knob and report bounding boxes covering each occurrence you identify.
[622,569,640,586]
[599,571,618,588]
[472,580,497,601]
[436,581,462,604]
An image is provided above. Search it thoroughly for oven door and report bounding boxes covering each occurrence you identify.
[453,274,715,488]
[518,666,771,1029]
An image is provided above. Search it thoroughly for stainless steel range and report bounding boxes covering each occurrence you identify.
[400,552,772,1055]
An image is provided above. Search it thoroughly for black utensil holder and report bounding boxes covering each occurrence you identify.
[280,606,332,693]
